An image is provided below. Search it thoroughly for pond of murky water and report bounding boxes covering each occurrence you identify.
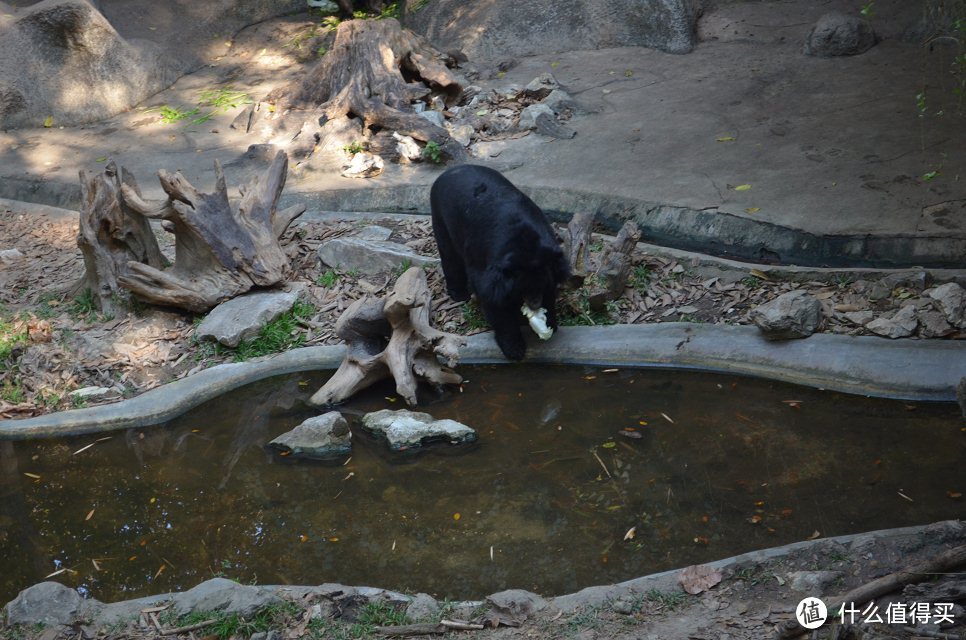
[1,365,963,604]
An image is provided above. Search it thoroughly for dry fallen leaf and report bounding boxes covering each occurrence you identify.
[624,526,637,541]
[679,564,723,594]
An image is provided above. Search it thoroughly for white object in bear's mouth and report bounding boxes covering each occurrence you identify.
[521,305,553,340]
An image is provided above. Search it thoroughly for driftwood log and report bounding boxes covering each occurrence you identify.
[76,162,167,316]
[309,266,465,407]
[264,18,464,164]
[114,151,305,313]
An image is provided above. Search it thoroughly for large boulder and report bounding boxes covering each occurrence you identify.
[803,12,877,57]
[0,0,304,128]
[0,0,173,128]
[405,0,704,59]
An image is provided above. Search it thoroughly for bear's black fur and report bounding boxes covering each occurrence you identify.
[431,164,569,360]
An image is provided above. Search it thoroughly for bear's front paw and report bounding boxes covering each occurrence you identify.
[448,288,471,303]
[496,331,526,361]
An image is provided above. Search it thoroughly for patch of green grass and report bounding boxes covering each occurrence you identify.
[198,88,252,111]
[155,104,201,124]
[377,2,402,19]
[391,259,413,279]
[357,600,409,627]
[230,301,316,362]
[410,0,431,11]
[159,601,300,640]
[460,302,488,330]
[317,270,339,288]
[645,588,687,611]
[35,292,62,319]
[559,292,615,327]
[344,141,367,155]
[1,380,24,404]
[629,264,651,290]
[0,317,29,361]
[421,140,443,164]
[70,288,100,322]
[566,605,603,633]
[589,239,604,252]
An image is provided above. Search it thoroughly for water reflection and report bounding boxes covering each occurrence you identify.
[0,366,962,603]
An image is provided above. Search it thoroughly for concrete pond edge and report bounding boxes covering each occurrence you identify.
[3,174,964,268]
[5,520,964,629]
[0,323,963,440]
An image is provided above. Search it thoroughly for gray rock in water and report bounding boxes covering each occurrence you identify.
[4,581,98,626]
[171,578,279,617]
[543,89,580,115]
[318,237,439,276]
[750,290,823,340]
[268,412,352,459]
[361,409,477,451]
[866,305,918,339]
[787,570,844,596]
[927,282,965,328]
[518,103,555,130]
[486,589,547,619]
[804,12,877,57]
[195,288,301,348]
[406,593,441,622]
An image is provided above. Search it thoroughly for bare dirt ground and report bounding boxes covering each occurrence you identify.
[1,205,959,420]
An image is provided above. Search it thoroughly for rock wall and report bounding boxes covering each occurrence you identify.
[405,0,705,60]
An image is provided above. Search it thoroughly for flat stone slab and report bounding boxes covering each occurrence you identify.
[317,237,439,276]
[361,409,477,451]
[195,288,301,348]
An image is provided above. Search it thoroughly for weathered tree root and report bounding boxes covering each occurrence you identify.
[76,162,167,316]
[309,266,465,407]
[117,151,305,312]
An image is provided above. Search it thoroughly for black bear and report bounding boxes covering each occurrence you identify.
[430,164,569,360]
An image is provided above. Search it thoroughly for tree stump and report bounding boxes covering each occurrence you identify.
[265,17,465,164]
[561,210,594,289]
[76,162,167,316]
[587,220,641,311]
[309,266,465,407]
[116,151,306,313]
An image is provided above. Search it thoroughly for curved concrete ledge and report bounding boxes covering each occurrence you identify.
[279,185,966,269]
[0,324,962,440]
[5,175,963,268]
